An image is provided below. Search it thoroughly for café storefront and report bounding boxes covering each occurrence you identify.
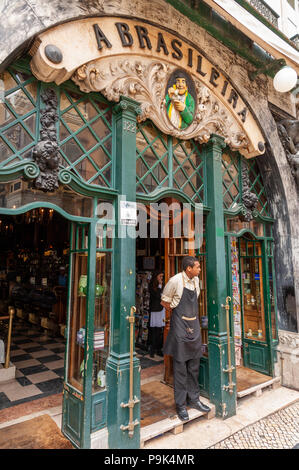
[0,13,281,449]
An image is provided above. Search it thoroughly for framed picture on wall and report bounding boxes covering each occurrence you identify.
[143,257,155,270]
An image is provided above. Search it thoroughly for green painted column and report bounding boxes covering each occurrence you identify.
[106,96,141,449]
[204,135,237,419]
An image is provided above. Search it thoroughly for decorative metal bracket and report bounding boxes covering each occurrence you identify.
[120,418,140,437]
[222,382,236,393]
[248,58,286,81]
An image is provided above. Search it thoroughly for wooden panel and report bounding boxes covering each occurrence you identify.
[243,342,270,375]
[140,381,176,428]
[91,392,106,432]
[63,391,83,445]
[236,366,272,393]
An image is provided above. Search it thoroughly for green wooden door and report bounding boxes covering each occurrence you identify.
[62,220,97,448]
[239,237,272,375]
[226,233,273,377]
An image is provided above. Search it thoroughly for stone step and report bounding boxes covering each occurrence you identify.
[237,376,281,398]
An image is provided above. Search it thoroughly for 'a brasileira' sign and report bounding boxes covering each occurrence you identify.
[29,17,265,157]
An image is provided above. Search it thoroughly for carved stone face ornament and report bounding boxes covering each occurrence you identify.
[240,159,259,222]
[72,57,250,151]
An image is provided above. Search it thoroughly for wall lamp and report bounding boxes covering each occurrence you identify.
[249,58,298,93]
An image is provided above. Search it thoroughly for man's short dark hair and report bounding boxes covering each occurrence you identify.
[182,256,198,271]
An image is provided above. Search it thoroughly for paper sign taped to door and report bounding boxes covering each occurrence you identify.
[120,201,137,226]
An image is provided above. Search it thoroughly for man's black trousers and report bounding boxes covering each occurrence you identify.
[173,357,201,406]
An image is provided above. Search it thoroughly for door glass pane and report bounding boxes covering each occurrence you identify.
[67,250,88,392]
[92,252,112,393]
[247,242,254,256]
[240,240,246,256]
[241,247,266,341]
[226,217,264,237]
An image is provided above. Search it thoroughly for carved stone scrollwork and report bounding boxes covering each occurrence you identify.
[277,119,299,189]
[72,57,250,151]
[278,330,299,349]
[241,159,258,221]
[31,88,60,192]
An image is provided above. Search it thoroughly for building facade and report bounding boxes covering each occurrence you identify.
[0,0,298,450]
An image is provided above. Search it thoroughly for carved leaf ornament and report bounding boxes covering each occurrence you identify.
[72,57,250,150]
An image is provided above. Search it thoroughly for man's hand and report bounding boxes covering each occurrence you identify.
[168,87,176,99]
[161,300,171,310]
[173,100,185,112]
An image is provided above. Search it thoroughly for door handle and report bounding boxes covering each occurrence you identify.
[120,306,140,437]
[221,297,236,395]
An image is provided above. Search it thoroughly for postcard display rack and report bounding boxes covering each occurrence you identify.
[135,271,152,350]
[231,237,242,366]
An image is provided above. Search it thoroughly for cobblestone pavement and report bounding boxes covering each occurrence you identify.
[210,401,299,449]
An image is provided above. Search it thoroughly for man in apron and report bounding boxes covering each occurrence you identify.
[161,256,211,421]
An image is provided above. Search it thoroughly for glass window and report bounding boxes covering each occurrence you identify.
[226,216,264,237]
[136,121,204,202]
[59,90,113,188]
[136,121,169,194]
[240,241,266,342]
[247,159,270,217]
[92,252,112,393]
[173,138,203,203]
[222,152,240,209]
[0,179,93,217]
[67,246,88,392]
[0,70,38,168]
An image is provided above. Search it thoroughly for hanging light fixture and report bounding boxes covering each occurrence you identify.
[273,66,298,93]
[248,58,298,93]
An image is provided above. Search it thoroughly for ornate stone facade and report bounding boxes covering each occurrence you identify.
[277,119,299,190]
[240,159,258,221]
[72,57,250,151]
[277,330,299,389]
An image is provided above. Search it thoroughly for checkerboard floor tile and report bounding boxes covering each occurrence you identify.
[0,320,66,410]
[135,347,164,369]
[0,322,164,411]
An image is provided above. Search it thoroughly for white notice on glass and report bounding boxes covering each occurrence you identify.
[120,201,137,226]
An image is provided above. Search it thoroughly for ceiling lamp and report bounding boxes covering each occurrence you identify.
[249,58,298,93]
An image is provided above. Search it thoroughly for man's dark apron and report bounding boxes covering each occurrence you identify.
[164,274,202,361]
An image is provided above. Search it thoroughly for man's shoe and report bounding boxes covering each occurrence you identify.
[176,406,189,421]
[157,350,163,357]
[187,400,211,413]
